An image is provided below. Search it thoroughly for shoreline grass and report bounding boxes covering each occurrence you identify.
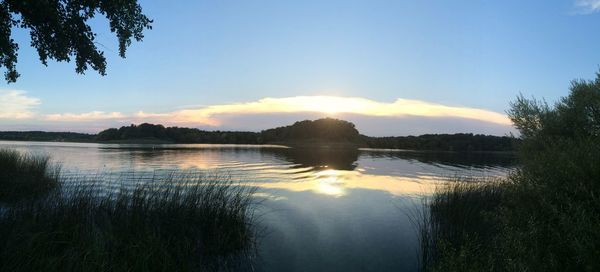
[414,180,507,271]
[0,149,258,272]
[0,149,60,202]
[418,142,600,271]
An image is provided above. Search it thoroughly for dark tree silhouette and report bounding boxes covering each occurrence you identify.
[0,0,152,82]
[260,118,361,143]
[1,118,518,151]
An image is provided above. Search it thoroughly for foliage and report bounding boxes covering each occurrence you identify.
[92,119,517,151]
[420,71,600,271]
[499,73,600,270]
[96,123,261,144]
[0,0,152,82]
[96,118,363,145]
[0,149,59,202]
[363,133,517,152]
[0,131,95,142]
[260,118,361,144]
[1,118,518,151]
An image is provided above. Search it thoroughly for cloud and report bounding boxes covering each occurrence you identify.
[574,0,600,13]
[16,96,514,135]
[45,111,125,122]
[0,90,40,119]
[42,96,512,126]
[148,96,512,126]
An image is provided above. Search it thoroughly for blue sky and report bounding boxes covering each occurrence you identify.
[1,0,600,135]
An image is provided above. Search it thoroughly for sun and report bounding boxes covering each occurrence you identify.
[312,99,345,114]
[291,96,372,115]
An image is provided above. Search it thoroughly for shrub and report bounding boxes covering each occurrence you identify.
[419,71,600,271]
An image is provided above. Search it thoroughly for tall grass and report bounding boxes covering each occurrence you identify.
[419,161,600,271]
[0,149,60,202]
[0,149,258,272]
[413,180,506,271]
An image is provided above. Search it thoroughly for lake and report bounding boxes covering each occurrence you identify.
[0,140,514,271]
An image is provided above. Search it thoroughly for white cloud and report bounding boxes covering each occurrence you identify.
[45,111,125,121]
[22,96,514,135]
[574,0,600,13]
[144,96,512,126]
[42,96,512,126]
[0,90,40,119]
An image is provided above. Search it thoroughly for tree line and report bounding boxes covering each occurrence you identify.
[96,124,260,144]
[0,118,518,151]
[0,131,95,142]
[362,133,517,152]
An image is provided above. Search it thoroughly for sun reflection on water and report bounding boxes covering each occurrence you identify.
[245,167,446,197]
[313,169,346,197]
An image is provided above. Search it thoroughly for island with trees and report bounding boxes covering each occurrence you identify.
[0,118,518,152]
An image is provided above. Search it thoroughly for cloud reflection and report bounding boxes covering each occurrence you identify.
[245,169,444,197]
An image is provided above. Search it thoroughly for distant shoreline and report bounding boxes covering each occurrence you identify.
[0,118,519,152]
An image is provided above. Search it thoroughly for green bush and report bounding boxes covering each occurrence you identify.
[420,71,600,271]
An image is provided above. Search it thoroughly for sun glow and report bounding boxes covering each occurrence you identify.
[242,169,445,197]
[314,169,346,196]
[162,96,512,126]
[40,95,512,128]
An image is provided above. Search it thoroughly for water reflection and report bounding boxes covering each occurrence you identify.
[256,188,419,271]
[245,169,446,197]
[0,141,514,272]
[360,149,516,168]
[0,141,514,198]
[274,147,359,170]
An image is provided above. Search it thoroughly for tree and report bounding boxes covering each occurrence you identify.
[508,71,600,140]
[0,0,152,83]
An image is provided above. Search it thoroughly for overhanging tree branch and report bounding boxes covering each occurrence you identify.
[0,0,152,83]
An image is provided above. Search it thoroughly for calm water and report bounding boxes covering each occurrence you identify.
[0,141,514,271]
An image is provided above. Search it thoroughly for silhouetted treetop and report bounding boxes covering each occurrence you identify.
[96,123,261,144]
[508,71,600,140]
[260,118,361,143]
[0,0,152,82]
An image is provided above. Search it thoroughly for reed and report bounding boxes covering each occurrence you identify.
[0,149,60,202]
[414,179,506,271]
[0,149,257,272]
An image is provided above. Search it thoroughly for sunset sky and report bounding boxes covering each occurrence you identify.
[2,0,600,136]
